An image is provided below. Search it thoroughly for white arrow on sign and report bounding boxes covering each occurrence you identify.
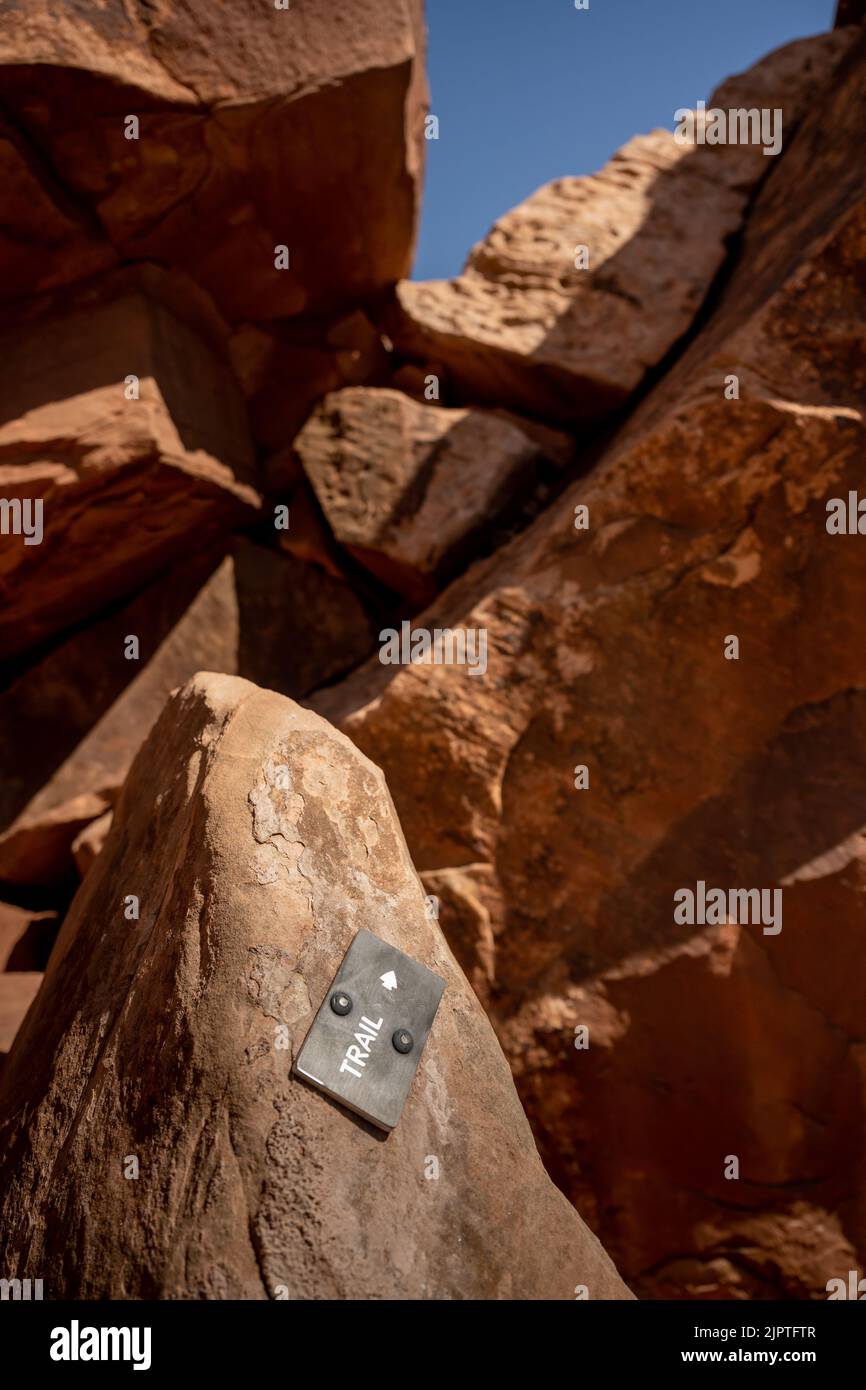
[380,970,398,991]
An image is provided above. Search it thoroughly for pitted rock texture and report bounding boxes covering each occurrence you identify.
[295,386,574,601]
[385,33,852,425]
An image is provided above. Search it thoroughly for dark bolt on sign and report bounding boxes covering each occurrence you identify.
[294,929,446,1131]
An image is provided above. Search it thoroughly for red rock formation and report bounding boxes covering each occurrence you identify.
[0,0,428,320]
[1,0,861,1305]
[317,27,866,1298]
[0,674,631,1300]
[0,268,260,661]
[0,540,374,885]
[295,387,573,602]
[384,34,850,424]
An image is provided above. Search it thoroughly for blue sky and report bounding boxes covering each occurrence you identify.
[412,0,836,280]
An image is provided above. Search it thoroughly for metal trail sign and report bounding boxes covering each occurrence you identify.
[294,928,446,1131]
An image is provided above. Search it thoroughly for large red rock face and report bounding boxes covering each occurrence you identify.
[0,0,427,320]
[317,30,866,1298]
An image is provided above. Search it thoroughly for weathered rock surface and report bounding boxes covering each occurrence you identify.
[385,33,852,425]
[295,387,574,601]
[0,269,259,662]
[0,673,630,1300]
[0,541,374,886]
[0,0,427,321]
[317,29,866,1298]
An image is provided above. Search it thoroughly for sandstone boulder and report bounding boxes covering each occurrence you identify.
[0,0,427,321]
[385,33,852,425]
[0,672,630,1300]
[0,541,374,886]
[0,269,259,662]
[317,29,866,1298]
[295,387,574,601]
